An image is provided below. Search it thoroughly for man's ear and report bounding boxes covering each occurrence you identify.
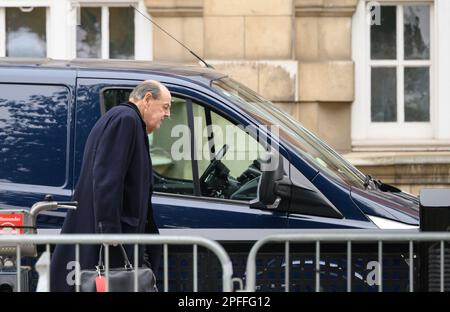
[144,92,153,104]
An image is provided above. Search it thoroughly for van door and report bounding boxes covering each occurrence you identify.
[0,68,76,228]
[153,97,289,239]
[150,92,291,291]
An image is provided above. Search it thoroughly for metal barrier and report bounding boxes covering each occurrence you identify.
[2,231,450,292]
[0,234,233,292]
[245,230,450,292]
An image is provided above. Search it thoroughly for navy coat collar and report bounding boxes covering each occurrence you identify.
[120,101,150,151]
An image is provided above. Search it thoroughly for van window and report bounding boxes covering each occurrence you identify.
[213,77,367,189]
[0,84,69,186]
[193,103,265,201]
[151,96,194,195]
[103,88,131,111]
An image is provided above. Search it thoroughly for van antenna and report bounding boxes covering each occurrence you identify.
[130,4,213,69]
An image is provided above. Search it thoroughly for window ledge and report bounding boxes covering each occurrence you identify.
[352,140,450,152]
[295,0,357,17]
[145,0,203,17]
[343,151,450,167]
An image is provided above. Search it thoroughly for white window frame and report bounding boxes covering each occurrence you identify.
[0,0,152,60]
[351,0,450,149]
[0,0,51,58]
[69,0,152,60]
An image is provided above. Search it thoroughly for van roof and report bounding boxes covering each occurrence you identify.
[0,57,226,82]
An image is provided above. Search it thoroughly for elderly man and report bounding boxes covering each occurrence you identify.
[50,80,171,291]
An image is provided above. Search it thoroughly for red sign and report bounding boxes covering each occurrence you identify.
[0,214,24,234]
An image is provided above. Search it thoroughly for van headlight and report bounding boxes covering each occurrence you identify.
[367,215,419,230]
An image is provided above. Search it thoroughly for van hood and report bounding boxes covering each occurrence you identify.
[350,187,419,226]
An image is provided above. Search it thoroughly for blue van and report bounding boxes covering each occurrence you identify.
[0,59,421,291]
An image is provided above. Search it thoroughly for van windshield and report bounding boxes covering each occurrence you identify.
[212,77,366,189]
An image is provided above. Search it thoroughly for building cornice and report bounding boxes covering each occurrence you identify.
[145,0,203,17]
[295,0,357,17]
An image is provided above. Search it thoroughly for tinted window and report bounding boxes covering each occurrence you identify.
[194,104,264,201]
[0,84,69,186]
[103,88,132,111]
[212,77,367,189]
[151,97,194,195]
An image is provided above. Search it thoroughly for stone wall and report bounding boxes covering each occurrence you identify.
[146,0,204,62]
[295,0,357,153]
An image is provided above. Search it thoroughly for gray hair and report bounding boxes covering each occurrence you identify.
[129,81,161,100]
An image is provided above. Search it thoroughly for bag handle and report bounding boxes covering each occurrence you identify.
[96,244,133,272]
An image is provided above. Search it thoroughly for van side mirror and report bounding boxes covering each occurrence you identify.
[250,155,344,219]
[250,154,290,210]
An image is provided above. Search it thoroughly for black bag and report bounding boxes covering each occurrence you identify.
[80,244,157,292]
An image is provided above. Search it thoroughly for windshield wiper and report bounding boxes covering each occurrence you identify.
[363,174,374,189]
[364,174,401,192]
[376,180,401,192]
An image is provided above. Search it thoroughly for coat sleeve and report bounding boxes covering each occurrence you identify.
[92,114,137,233]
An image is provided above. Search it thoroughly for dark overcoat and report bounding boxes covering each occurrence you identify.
[50,102,159,292]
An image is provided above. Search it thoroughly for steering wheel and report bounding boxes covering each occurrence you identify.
[199,144,229,184]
